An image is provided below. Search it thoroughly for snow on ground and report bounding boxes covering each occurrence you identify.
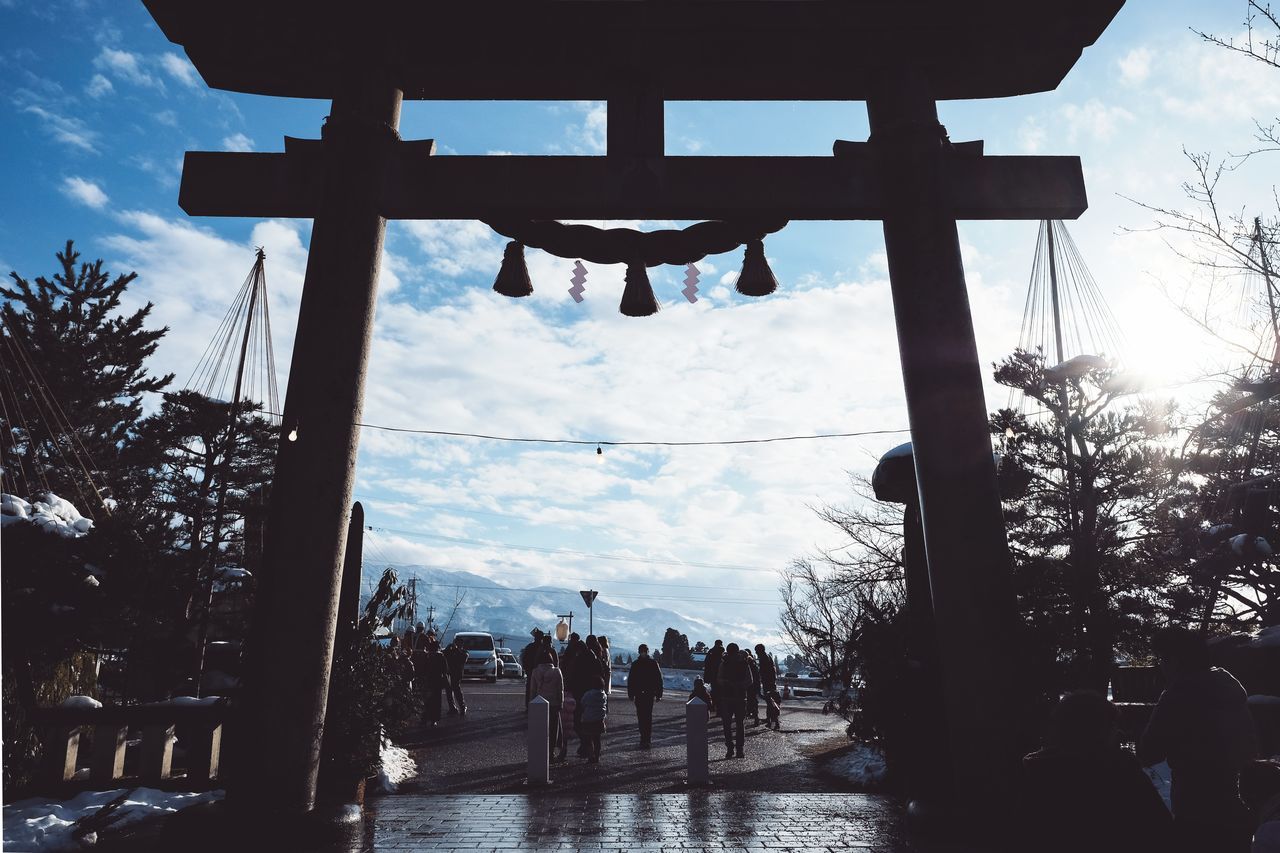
[1254,626,1280,648]
[825,743,888,787]
[373,737,418,795]
[610,668,701,693]
[3,788,222,851]
[1146,761,1172,811]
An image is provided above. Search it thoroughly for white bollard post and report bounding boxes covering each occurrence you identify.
[686,697,710,786]
[527,695,549,785]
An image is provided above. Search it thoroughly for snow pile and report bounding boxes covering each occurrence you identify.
[3,788,223,851]
[211,566,252,594]
[1253,626,1280,649]
[372,737,417,794]
[60,695,103,711]
[1229,534,1273,558]
[159,696,222,707]
[1,492,93,538]
[826,743,888,788]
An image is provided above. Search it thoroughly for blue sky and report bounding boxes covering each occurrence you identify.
[3,1,1277,647]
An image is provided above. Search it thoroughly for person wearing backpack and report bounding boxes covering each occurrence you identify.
[716,643,753,759]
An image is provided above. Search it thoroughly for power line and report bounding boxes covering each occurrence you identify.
[272,411,909,448]
[366,524,781,573]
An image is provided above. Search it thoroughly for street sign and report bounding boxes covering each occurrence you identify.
[579,590,598,608]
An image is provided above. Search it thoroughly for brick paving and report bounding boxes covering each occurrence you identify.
[353,792,935,852]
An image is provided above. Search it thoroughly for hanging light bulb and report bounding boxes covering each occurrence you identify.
[596,443,604,459]
[492,241,533,298]
[287,427,298,442]
[735,239,778,297]
[619,262,660,317]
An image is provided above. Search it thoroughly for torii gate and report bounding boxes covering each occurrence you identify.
[145,0,1124,823]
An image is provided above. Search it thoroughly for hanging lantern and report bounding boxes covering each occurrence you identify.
[492,241,533,298]
[619,261,660,317]
[555,619,569,642]
[735,239,778,297]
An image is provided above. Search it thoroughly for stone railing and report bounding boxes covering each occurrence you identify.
[31,699,228,792]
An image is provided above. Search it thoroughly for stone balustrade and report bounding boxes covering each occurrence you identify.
[31,699,228,792]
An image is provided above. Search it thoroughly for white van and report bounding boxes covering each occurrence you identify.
[453,632,499,683]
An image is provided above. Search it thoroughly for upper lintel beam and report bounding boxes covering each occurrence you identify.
[178,149,1086,222]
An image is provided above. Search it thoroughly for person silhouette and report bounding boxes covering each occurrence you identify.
[1021,690,1171,852]
[1139,627,1258,852]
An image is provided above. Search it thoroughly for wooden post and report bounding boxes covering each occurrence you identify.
[337,501,365,649]
[185,722,223,786]
[40,724,81,784]
[868,76,1020,817]
[233,74,402,815]
[90,723,129,787]
[140,723,176,784]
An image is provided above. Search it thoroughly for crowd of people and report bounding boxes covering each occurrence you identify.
[387,622,470,727]
[386,622,1278,849]
[513,631,785,764]
[1020,627,1272,853]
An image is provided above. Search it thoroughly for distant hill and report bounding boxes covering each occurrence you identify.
[363,563,769,656]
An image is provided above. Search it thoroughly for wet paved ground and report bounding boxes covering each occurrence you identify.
[355,792,951,852]
[401,680,859,794]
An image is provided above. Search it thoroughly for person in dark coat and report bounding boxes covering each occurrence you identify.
[716,643,752,759]
[755,644,781,730]
[627,644,664,748]
[539,633,560,666]
[702,640,724,712]
[1139,627,1258,852]
[443,639,468,716]
[1021,690,1172,853]
[568,637,603,756]
[521,629,545,706]
[578,672,608,764]
[744,652,761,725]
[689,677,711,707]
[413,637,449,727]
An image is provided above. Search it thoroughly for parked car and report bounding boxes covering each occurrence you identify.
[453,631,500,682]
[499,651,523,679]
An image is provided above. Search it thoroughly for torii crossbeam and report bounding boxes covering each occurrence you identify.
[146,0,1124,829]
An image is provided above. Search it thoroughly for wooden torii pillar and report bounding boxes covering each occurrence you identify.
[145,0,1124,824]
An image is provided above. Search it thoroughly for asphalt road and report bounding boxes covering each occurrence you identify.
[398,678,865,795]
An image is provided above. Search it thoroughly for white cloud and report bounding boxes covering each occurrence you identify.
[23,105,98,153]
[1017,117,1046,154]
[550,101,607,154]
[1117,47,1154,86]
[85,73,114,98]
[60,176,109,209]
[221,132,254,152]
[93,47,161,89]
[1059,99,1135,143]
[153,109,179,128]
[158,52,200,88]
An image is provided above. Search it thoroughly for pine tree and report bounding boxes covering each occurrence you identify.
[991,348,1184,692]
[1,241,172,504]
[121,389,277,570]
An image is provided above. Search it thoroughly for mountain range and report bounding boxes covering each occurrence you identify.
[364,563,773,656]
